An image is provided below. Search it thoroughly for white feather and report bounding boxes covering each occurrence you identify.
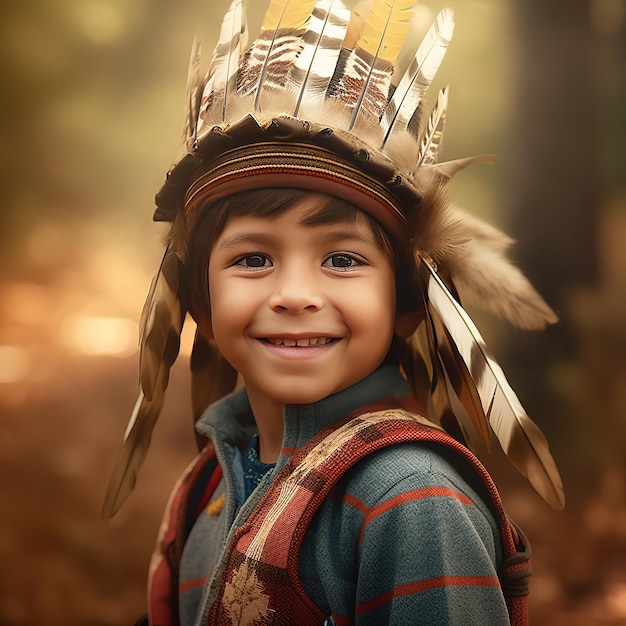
[425,263,565,510]
[382,8,454,143]
[293,0,351,116]
[197,0,246,132]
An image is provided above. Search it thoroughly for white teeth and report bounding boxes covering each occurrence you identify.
[267,337,331,346]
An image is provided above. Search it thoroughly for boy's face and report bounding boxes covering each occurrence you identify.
[206,197,397,412]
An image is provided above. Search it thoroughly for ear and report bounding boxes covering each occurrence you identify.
[394,308,423,339]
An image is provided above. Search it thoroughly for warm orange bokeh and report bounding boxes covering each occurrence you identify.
[1,1,625,624]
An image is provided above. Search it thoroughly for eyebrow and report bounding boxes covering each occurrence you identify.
[215,233,276,250]
[215,228,376,250]
[314,229,375,245]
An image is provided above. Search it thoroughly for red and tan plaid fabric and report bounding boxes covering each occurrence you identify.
[205,402,530,626]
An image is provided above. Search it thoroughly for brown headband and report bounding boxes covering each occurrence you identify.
[183,141,410,241]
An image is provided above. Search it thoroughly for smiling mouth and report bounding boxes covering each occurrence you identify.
[262,337,337,347]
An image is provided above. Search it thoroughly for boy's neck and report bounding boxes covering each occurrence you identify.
[245,389,284,464]
[242,366,409,464]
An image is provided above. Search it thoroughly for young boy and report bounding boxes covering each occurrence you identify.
[103,2,564,624]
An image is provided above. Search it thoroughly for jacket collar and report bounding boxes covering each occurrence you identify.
[196,365,408,466]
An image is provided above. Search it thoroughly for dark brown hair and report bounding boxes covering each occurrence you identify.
[183,188,417,320]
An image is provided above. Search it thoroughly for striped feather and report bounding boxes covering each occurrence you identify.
[242,0,318,112]
[417,85,449,165]
[417,316,468,446]
[138,250,183,400]
[181,35,202,154]
[293,0,351,116]
[102,249,185,518]
[342,0,415,130]
[102,391,162,518]
[197,0,247,131]
[408,287,480,449]
[398,291,466,445]
[425,263,565,510]
[382,8,454,144]
[427,294,491,451]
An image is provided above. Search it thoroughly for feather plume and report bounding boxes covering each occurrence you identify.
[236,0,318,112]
[381,8,454,144]
[444,209,559,330]
[415,313,469,446]
[138,249,184,400]
[337,0,415,130]
[427,297,491,451]
[396,288,465,445]
[343,0,370,49]
[261,0,319,32]
[422,154,497,180]
[293,0,351,117]
[197,0,247,132]
[417,85,449,165]
[424,263,565,510]
[180,35,203,156]
[356,0,414,63]
[102,249,185,518]
[405,283,485,449]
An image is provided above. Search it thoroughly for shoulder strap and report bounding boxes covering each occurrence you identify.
[147,443,220,626]
[500,517,532,625]
[207,402,531,625]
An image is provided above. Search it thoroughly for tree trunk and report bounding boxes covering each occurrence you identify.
[503,0,602,438]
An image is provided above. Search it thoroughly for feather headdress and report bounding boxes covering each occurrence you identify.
[103,0,564,518]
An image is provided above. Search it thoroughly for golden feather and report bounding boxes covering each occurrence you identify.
[248,0,319,112]
[343,0,369,50]
[356,0,414,63]
[343,0,415,130]
[261,0,319,32]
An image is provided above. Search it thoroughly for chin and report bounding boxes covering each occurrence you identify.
[266,383,335,407]
[275,392,329,406]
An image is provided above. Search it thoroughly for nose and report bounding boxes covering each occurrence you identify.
[269,264,324,313]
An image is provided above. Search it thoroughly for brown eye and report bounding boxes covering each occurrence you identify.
[331,255,353,267]
[245,255,267,267]
[234,254,271,269]
[323,253,361,269]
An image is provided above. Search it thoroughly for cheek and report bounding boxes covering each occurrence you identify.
[207,281,234,337]
[206,265,232,341]
[348,275,396,338]
[207,271,259,351]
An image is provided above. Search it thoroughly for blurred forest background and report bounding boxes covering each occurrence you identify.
[0,0,625,624]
